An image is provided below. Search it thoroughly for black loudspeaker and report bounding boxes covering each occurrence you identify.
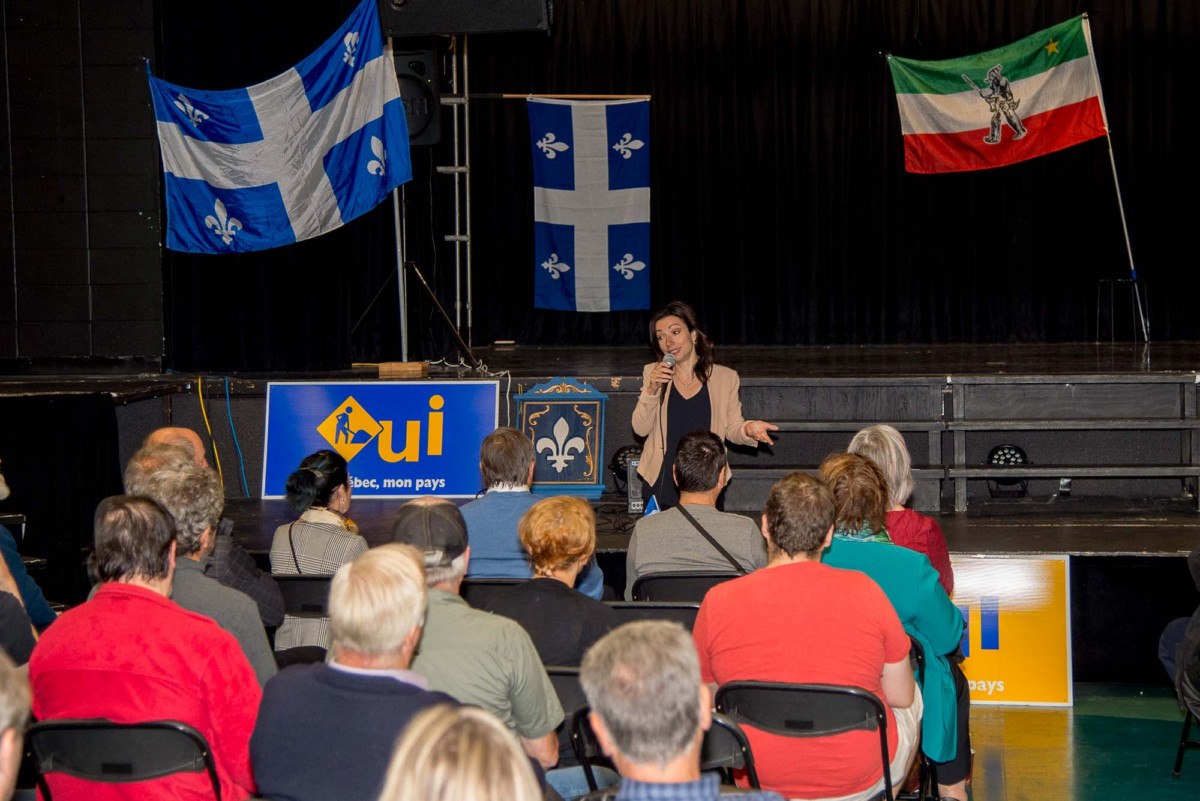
[379,0,551,37]
[394,45,441,147]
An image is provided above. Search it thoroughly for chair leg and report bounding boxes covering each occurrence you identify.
[1174,710,1194,778]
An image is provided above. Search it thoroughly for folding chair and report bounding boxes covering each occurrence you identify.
[25,719,221,801]
[546,666,587,768]
[273,574,332,617]
[715,681,895,801]
[906,637,939,799]
[629,571,738,602]
[459,577,523,609]
[604,601,700,631]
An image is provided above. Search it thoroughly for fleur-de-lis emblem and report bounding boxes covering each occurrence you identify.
[612,253,646,280]
[367,136,386,176]
[204,198,242,246]
[536,417,586,473]
[173,93,209,127]
[541,253,571,280]
[343,32,359,67]
[536,132,570,159]
[611,132,644,159]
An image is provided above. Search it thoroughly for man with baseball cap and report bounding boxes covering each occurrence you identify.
[392,497,563,771]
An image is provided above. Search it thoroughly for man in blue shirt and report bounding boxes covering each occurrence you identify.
[460,427,604,598]
[580,621,784,801]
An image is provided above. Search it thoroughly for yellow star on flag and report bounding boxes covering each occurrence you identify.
[1044,38,1059,56]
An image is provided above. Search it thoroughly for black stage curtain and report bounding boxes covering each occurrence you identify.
[159,0,1200,370]
[0,395,124,604]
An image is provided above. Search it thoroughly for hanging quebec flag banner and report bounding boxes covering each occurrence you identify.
[147,0,410,253]
[529,98,651,312]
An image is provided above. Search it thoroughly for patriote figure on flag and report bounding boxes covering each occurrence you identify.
[964,64,1028,144]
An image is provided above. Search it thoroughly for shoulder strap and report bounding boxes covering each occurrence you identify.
[287,521,303,574]
[675,505,747,574]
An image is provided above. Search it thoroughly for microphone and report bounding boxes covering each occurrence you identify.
[659,353,676,406]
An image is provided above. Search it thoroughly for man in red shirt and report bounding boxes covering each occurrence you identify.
[692,473,922,801]
[30,496,261,801]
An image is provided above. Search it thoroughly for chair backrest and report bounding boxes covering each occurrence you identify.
[715,681,893,801]
[274,575,332,617]
[459,578,523,609]
[605,601,701,631]
[546,666,587,768]
[26,719,221,801]
[630,571,739,602]
[570,706,617,792]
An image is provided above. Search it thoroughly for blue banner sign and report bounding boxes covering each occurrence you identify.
[262,381,499,498]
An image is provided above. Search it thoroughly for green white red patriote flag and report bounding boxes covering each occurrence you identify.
[888,15,1108,174]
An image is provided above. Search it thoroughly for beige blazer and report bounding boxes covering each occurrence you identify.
[632,362,758,486]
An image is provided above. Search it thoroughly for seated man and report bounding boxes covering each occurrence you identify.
[30,495,261,801]
[134,428,284,628]
[391,497,563,772]
[581,620,784,801]
[125,459,277,686]
[692,473,921,801]
[251,544,455,801]
[460,427,604,598]
[625,431,767,598]
[0,651,29,801]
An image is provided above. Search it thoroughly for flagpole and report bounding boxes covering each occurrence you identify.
[393,185,407,362]
[1083,15,1150,343]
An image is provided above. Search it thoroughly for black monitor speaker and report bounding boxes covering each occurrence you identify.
[394,45,441,147]
[379,0,551,37]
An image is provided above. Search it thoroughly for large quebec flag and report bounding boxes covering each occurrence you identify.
[529,98,650,312]
[148,0,411,253]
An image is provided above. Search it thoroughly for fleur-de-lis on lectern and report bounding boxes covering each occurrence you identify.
[367,136,387,176]
[611,132,644,159]
[536,417,586,473]
[536,133,570,159]
[204,199,242,246]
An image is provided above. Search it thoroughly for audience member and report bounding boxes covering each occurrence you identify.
[378,705,544,801]
[482,495,619,799]
[125,459,276,686]
[581,620,784,801]
[0,652,29,801]
[0,455,57,629]
[0,563,34,664]
[270,449,367,650]
[251,543,455,801]
[1159,544,1200,703]
[137,428,285,628]
[692,472,920,800]
[392,497,563,771]
[31,495,260,800]
[460,427,604,598]
[820,452,967,801]
[625,431,766,598]
[848,424,954,594]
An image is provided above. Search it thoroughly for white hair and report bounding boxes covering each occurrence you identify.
[330,544,427,656]
[848,424,914,508]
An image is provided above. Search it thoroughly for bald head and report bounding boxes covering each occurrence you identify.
[146,427,208,468]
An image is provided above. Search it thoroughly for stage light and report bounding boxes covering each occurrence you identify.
[987,443,1031,499]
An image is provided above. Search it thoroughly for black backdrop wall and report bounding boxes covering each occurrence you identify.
[157,0,1199,371]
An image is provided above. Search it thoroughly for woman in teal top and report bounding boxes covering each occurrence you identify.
[819,452,970,801]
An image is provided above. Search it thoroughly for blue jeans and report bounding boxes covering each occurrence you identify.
[546,765,620,800]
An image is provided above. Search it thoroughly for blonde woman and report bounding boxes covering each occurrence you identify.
[378,705,543,801]
[849,424,954,595]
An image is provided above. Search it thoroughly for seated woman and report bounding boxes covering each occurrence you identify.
[270,449,368,650]
[849,424,954,595]
[378,705,544,801]
[481,495,619,801]
[819,452,970,801]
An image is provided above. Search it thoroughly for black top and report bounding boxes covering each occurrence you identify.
[482,577,619,667]
[656,382,712,509]
[0,592,36,665]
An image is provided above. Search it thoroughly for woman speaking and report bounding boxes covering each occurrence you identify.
[632,300,777,508]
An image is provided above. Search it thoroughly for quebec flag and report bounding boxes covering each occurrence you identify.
[529,98,650,312]
[148,0,411,253]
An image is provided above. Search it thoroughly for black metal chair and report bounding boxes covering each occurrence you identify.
[907,637,939,799]
[1173,670,1200,778]
[715,681,895,801]
[25,719,221,801]
[459,577,523,609]
[571,705,760,791]
[604,601,701,631]
[630,571,739,602]
[545,666,588,769]
[273,574,332,617]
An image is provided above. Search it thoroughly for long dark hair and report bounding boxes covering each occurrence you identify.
[285,449,349,515]
[648,300,715,382]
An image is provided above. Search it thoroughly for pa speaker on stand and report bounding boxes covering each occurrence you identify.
[393,42,441,147]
